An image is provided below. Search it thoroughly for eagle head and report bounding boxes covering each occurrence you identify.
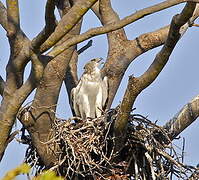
[84,58,103,73]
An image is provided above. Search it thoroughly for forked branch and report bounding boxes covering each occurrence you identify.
[77,39,93,54]
[31,0,57,50]
[40,0,98,53]
[47,0,199,58]
[114,2,196,138]
[0,1,8,31]
[6,0,20,37]
[0,52,43,162]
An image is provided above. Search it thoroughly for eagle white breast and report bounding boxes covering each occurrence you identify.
[71,58,108,119]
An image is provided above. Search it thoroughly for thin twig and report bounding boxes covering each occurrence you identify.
[77,40,93,54]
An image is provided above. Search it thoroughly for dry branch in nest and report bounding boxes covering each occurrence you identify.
[21,108,198,179]
[49,115,114,179]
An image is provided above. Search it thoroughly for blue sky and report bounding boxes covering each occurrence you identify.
[0,0,199,178]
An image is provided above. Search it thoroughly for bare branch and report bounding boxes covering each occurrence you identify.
[189,3,199,21]
[0,76,5,96]
[138,2,196,88]
[163,95,199,140]
[31,0,57,50]
[17,48,75,166]
[0,1,8,31]
[4,1,31,93]
[99,0,127,109]
[13,54,44,104]
[99,0,127,43]
[5,39,30,95]
[77,40,93,54]
[114,2,196,138]
[0,7,44,160]
[188,168,199,179]
[30,53,44,83]
[46,1,199,111]
[101,3,199,109]
[1,1,34,93]
[91,1,101,20]
[99,0,121,24]
[192,23,199,26]
[64,50,78,115]
[131,3,199,55]
[55,0,72,17]
[0,52,43,161]
[6,0,20,37]
[23,13,83,164]
[47,0,199,58]
[22,6,82,166]
[40,0,98,53]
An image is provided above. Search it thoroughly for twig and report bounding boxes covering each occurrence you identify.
[77,40,93,54]
[192,23,199,26]
[182,137,185,163]
[31,0,57,49]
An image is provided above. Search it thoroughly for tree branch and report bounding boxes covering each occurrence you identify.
[0,2,36,160]
[101,3,199,109]
[91,1,101,20]
[21,19,82,166]
[114,2,196,138]
[99,0,121,25]
[4,0,31,94]
[31,0,57,50]
[5,39,30,96]
[1,1,33,88]
[23,1,83,164]
[55,0,72,17]
[0,76,5,96]
[0,1,8,31]
[47,0,199,58]
[0,52,43,161]
[46,0,199,111]
[17,47,75,166]
[6,0,20,37]
[163,95,199,140]
[77,39,93,54]
[27,0,81,132]
[30,53,44,83]
[40,0,98,53]
[138,2,196,88]
[99,0,127,108]
[64,50,78,115]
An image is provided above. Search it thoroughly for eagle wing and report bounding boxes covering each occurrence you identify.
[102,76,108,108]
[70,78,83,117]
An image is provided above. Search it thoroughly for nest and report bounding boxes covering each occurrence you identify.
[23,109,198,179]
[49,115,114,179]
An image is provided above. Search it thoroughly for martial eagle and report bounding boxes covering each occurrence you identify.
[71,58,108,119]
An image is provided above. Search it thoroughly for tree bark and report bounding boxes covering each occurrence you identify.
[164,95,199,140]
[114,2,196,145]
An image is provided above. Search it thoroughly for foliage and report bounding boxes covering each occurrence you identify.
[1,163,64,180]
[32,171,64,180]
[2,163,30,180]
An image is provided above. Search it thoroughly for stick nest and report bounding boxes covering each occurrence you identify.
[23,109,198,179]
